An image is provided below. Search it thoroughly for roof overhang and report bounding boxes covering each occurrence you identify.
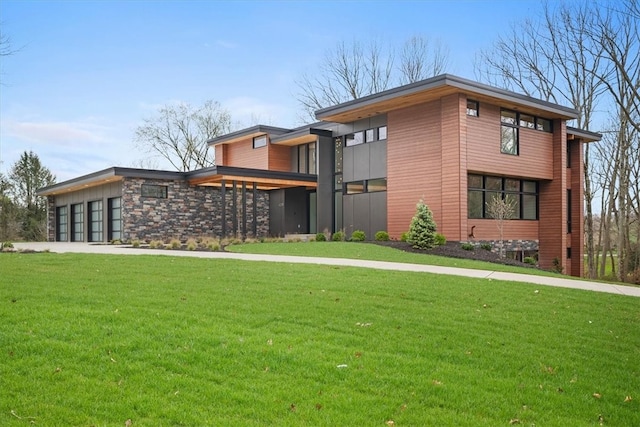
[270,128,334,146]
[187,166,317,190]
[316,74,579,123]
[207,125,291,146]
[567,126,602,143]
[36,167,185,196]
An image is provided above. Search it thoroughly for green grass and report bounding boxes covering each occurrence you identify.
[1,253,639,426]
[230,241,561,276]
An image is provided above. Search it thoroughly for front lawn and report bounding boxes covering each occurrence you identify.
[1,253,638,426]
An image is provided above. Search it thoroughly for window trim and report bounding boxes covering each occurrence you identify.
[253,135,267,149]
[466,100,479,117]
[141,184,168,198]
[467,174,538,220]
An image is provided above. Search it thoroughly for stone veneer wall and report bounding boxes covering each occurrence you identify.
[122,177,269,242]
[47,196,56,242]
[463,239,539,255]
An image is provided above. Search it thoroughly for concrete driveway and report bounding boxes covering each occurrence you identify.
[10,242,640,298]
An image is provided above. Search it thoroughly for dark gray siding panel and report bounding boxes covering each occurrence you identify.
[369,141,387,179]
[352,143,370,181]
[316,135,334,233]
[284,187,308,234]
[269,189,285,236]
[370,191,387,235]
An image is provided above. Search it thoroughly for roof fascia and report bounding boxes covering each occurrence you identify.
[315,73,578,121]
[207,125,291,146]
[567,126,602,142]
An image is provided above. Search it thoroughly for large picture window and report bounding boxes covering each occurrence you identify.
[500,109,553,156]
[468,174,538,220]
[56,206,68,241]
[108,197,122,241]
[71,203,84,242]
[88,200,103,242]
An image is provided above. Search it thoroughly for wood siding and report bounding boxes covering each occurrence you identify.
[440,93,465,240]
[538,120,567,272]
[569,138,585,276]
[466,103,554,179]
[268,144,292,172]
[387,100,442,238]
[225,139,269,169]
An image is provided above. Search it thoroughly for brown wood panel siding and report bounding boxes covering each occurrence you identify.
[569,139,584,277]
[440,93,464,240]
[387,100,442,238]
[466,103,553,179]
[538,119,567,273]
[268,144,292,172]
[214,144,226,166]
[225,139,268,169]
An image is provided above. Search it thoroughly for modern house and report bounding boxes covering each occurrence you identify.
[37,74,600,277]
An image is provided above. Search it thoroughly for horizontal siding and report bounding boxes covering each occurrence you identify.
[440,93,464,240]
[467,103,553,179]
[268,144,292,172]
[225,139,268,169]
[214,144,225,166]
[387,100,442,238]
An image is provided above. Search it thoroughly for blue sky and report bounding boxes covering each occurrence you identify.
[0,0,543,181]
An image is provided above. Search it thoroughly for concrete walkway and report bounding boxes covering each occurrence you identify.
[11,242,640,298]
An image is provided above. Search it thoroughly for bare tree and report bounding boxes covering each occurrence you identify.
[134,100,232,172]
[486,195,517,259]
[398,36,449,85]
[475,1,609,278]
[296,35,450,121]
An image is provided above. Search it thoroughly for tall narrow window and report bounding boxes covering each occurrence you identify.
[567,189,572,234]
[378,126,387,140]
[88,200,103,242]
[108,197,122,241]
[71,203,84,242]
[500,110,519,155]
[308,142,316,174]
[56,206,68,241]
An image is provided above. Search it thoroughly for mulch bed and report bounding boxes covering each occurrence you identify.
[371,240,539,269]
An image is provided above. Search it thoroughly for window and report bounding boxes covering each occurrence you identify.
[253,135,267,148]
[88,200,103,242]
[56,206,68,241]
[378,126,387,140]
[71,203,84,242]
[536,118,552,132]
[141,184,168,198]
[466,100,479,117]
[519,114,535,129]
[467,174,538,220]
[345,131,364,147]
[344,178,387,194]
[566,247,572,259]
[346,181,365,194]
[365,129,375,143]
[108,197,122,241]
[308,142,316,174]
[367,178,387,192]
[501,110,519,155]
[567,189,572,234]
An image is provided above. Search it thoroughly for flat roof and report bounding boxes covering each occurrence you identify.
[567,126,602,143]
[316,74,579,123]
[37,165,317,196]
[207,125,291,146]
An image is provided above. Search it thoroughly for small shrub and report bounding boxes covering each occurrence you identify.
[186,238,197,251]
[407,199,438,249]
[552,257,564,273]
[168,239,181,250]
[110,239,122,245]
[332,231,344,242]
[207,240,220,251]
[375,231,390,241]
[461,242,475,251]
[351,230,366,242]
[480,243,492,251]
[131,239,141,248]
[148,240,164,249]
[434,233,446,246]
[400,232,409,242]
[315,233,327,242]
[2,241,14,249]
[523,256,537,265]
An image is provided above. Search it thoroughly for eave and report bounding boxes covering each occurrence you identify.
[316,74,578,123]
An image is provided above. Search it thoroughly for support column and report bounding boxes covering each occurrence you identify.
[221,179,226,237]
